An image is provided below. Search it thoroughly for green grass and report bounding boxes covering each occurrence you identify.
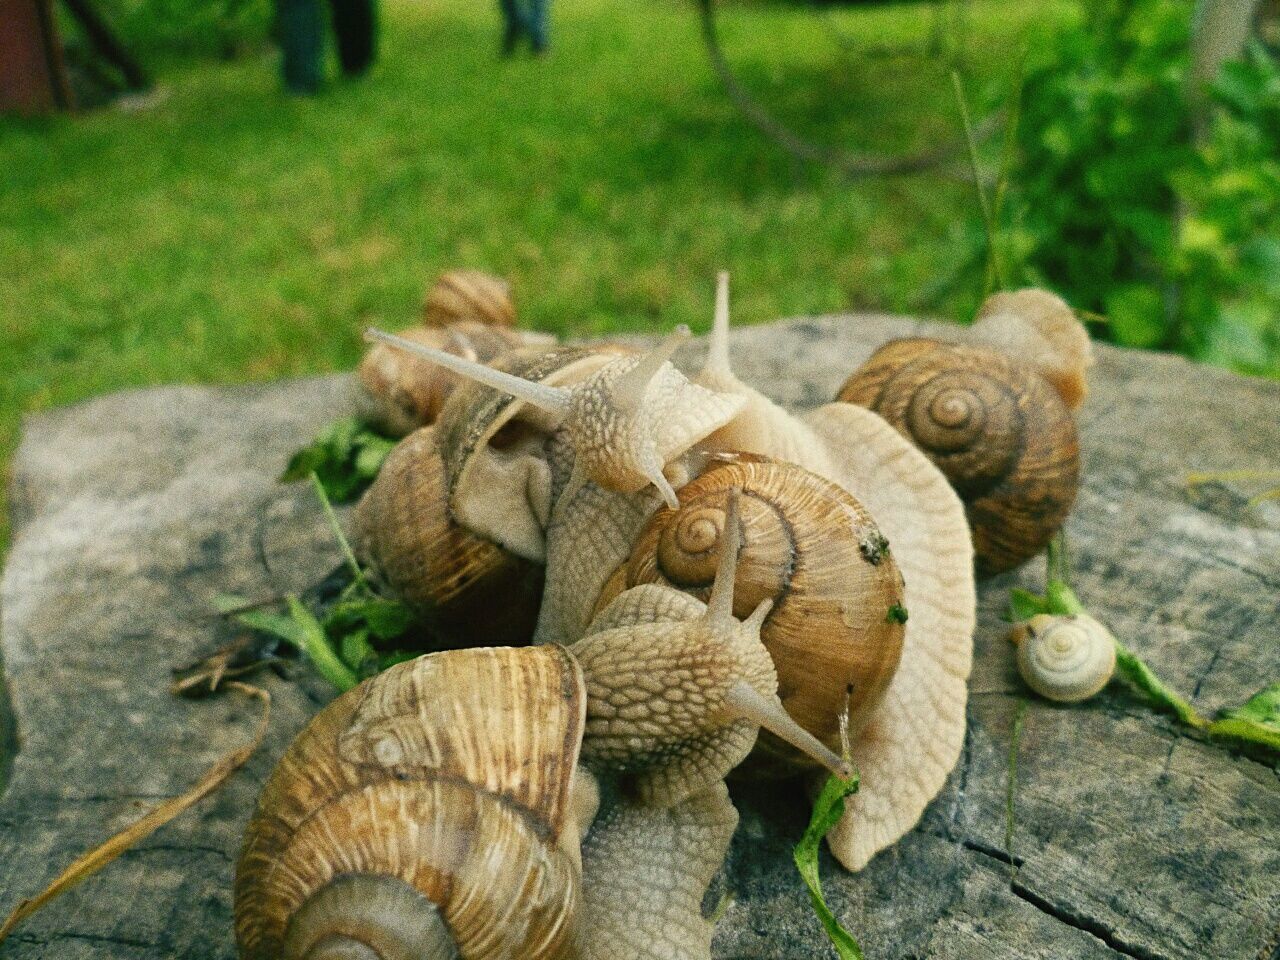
[0,0,1073,554]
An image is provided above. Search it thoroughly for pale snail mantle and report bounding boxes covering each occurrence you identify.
[3,310,1279,960]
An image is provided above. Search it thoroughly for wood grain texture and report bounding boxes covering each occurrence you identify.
[1,316,1277,959]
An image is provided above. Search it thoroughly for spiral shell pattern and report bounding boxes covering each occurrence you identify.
[1015,613,1116,703]
[837,338,1080,575]
[615,456,906,773]
[234,646,587,960]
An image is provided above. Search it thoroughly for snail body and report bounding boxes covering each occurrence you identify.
[356,322,531,438]
[1013,613,1116,703]
[837,337,1080,576]
[432,345,625,561]
[366,327,745,511]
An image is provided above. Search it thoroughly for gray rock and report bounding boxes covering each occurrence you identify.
[1,315,1277,960]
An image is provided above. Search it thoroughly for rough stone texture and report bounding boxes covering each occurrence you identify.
[1,315,1277,960]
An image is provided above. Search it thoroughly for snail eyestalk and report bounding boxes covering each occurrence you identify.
[704,271,733,380]
[611,324,692,413]
[363,328,572,417]
[724,680,853,779]
[642,447,681,510]
[706,487,742,624]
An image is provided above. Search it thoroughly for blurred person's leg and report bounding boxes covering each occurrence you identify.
[527,0,548,53]
[278,0,325,93]
[498,0,525,56]
[330,0,376,76]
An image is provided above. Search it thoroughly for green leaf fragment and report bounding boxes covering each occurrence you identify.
[1008,588,1052,622]
[339,627,375,673]
[232,608,311,649]
[886,604,909,625]
[284,596,359,692]
[1209,682,1280,751]
[1112,642,1208,730]
[326,597,416,641]
[794,772,864,960]
[281,417,397,503]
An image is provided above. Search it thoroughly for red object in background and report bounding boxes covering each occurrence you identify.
[0,0,74,114]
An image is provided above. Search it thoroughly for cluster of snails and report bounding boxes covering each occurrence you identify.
[234,272,1095,959]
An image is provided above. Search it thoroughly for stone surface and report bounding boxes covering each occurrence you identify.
[1,315,1278,960]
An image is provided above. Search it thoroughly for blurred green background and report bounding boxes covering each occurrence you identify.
[1,0,1277,555]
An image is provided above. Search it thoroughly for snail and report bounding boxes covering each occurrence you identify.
[365,325,745,510]
[573,490,849,805]
[835,305,1083,576]
[235,501,845,959]
[683,275,977,870]
[598,454,907,777]
[1011,613,1116,703]
[968,288,1093,411]
[352,425,544,649]
[234,644,592,960]
[423,269,517,328]
[365,276,976,871]
[356,322,535,438]
[431,344,632,561]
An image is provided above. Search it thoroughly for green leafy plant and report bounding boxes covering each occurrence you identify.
[1007,0,1280,376]
[281,418,398,504]
[218,472,418,691]
[794,771,864,960]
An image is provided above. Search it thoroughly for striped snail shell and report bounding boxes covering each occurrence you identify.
[352,426,544,649]
[1012,613,1116,703]
[837,339,1080,576]
[234,645,592,960]
[423,269,517,328]
[601,455,907,776]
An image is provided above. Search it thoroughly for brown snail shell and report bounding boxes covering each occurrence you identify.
[356,322,530,437]
[837,339,1080,576]
[603,455,907,775]
[423,269,517,328]
[971,288,1092,410]
[234,645,588,960]
[353,426,543,649]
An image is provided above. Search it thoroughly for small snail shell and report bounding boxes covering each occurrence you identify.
[970,288,1093,411]
[366,327,746,510]
[837,338,1080,576]
[1013,613,1116,703]
[606,455,906,775]
[353,426,543,649]
[234,645,590,960]
[356,322,530,437]
[423,269,517,328]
